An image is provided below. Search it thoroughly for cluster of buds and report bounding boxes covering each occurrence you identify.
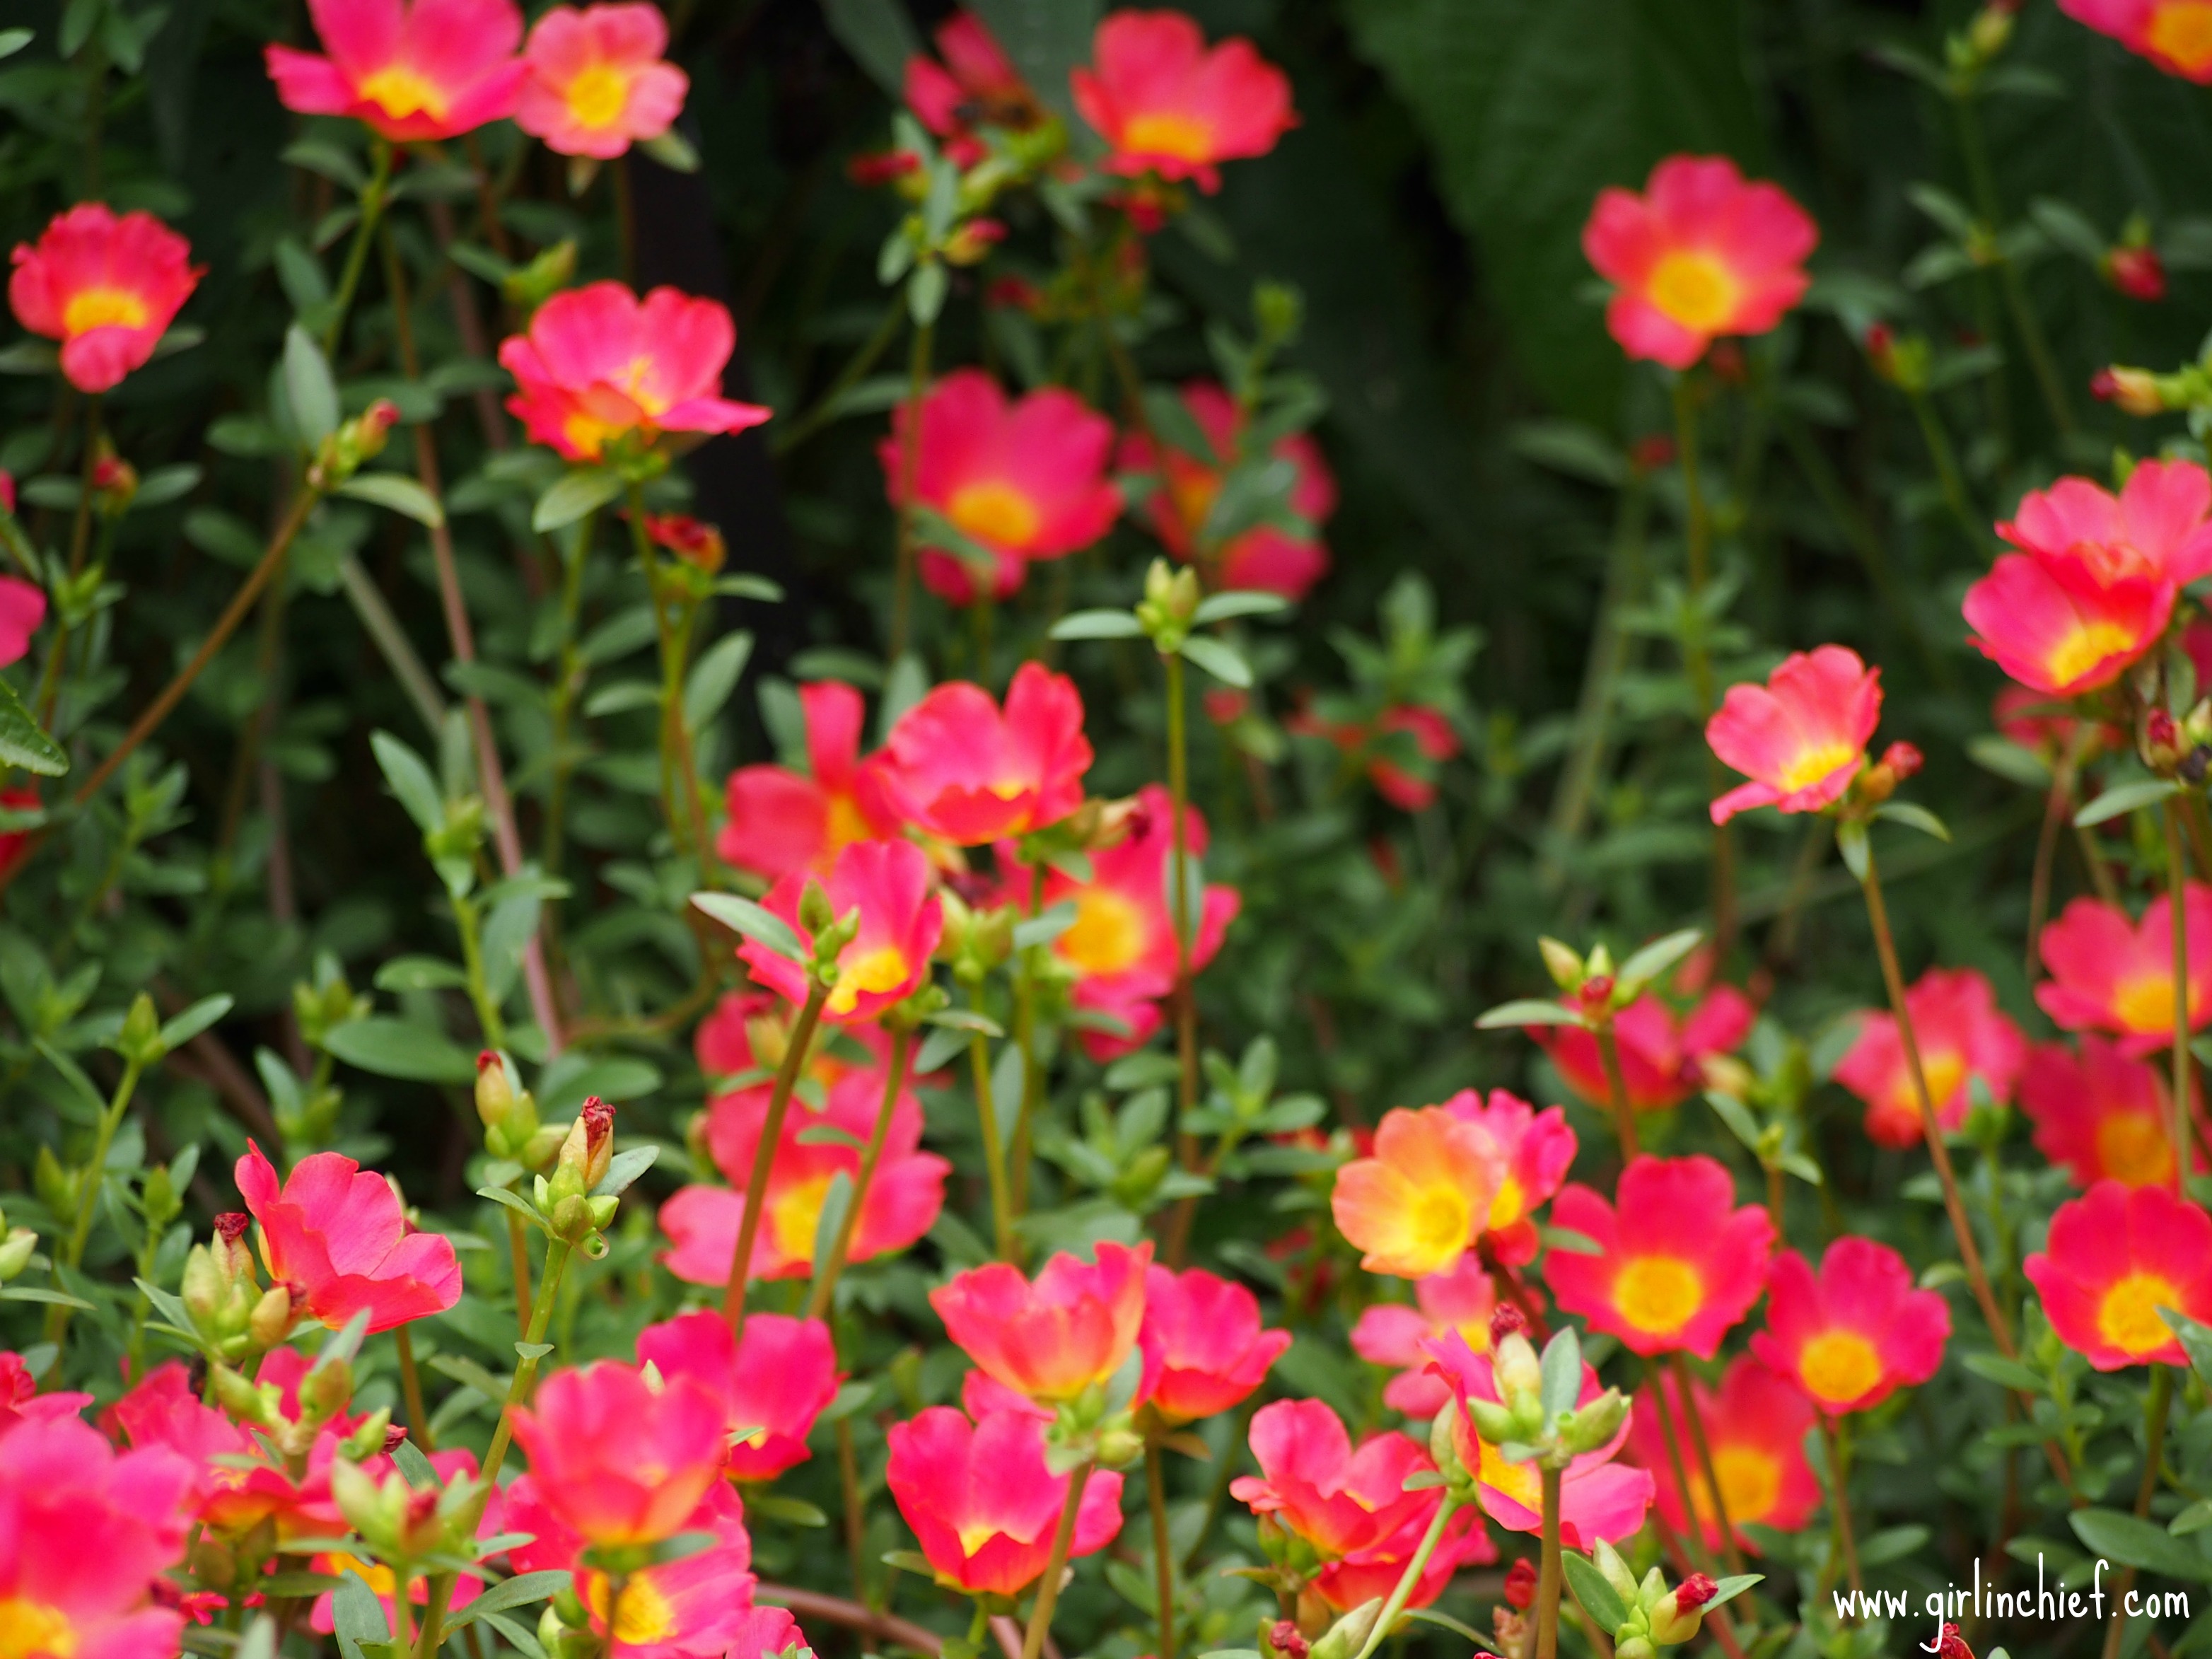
[1138,557,1204,652]
[213,1338,386,1467]
[1587,1541,1721,1659]
[1844,740,1924,813]
[642,511,726,576]
[535,1097,619,1245]
[937,889,1016,988]
[89,447,137,518]
[1530,929,1702,1035]
[304,399,400,492]
[181,1212,298,1361]
[331,1455,482,1572]
[476,1051,564,1169]
[1439,1317,1627,1494]
[1045,1346,1148,1475]
[2139,704,2212,784]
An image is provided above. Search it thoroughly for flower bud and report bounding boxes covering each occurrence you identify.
[90,450,138,518]
[1561,1387,1630,1455]
[298,1354,354,1428]
[1537,936,1584,991]
[2105,245,2166,302]
[209,1362,276,1428]
[1576,974,1616,1015]
[1937,1623,1974,1659]
[557,1097,616,1192]
[1503,1558,1537,1610]
[1967,0,2016,57]
[1648,1574,1718,1646]
[1263,1619,1310,1659]
[0,1225,33,1282]
[1493,1330,1542,1411]
[2092,366,2165,417]
[248,1284,296,1350]
[477,1051,518,1129]
[644,513,726,574]
[1466,1396,1522,1445]
[339,1409,397,1461]
[1593,1539,1641,1605]
[798,878,836,936]
[1490,1304,1529,1345]
[943,217,1007,266]
[1615,1638,1656,1659]
[1309,1600,1384,1659]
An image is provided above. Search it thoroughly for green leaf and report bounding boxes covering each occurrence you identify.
[1178,635,1252,688]
[283,325,339,446]
[1701,1088,1763,1153]
[2070,1508,2212,1582]
[1961,1351,2047,1394]
[532,468,624,534]
[1615,926,1703,993]
[2076,779,2181,828]
[0,677,68,777]
[1012,901,1078,950]
[1050,609,1147,641]
[322,1017,479,1084]
[1967,733,2051,788]
[330,1566,390,1659]
[441,1571,572,1629]
[1475,998,1581,1030]
[820,0,919,95]
[158,994,233,1052]
[1192,590,1291,625]
[1559,1551,1629,1631]
[338,472,446,528]
[1538,1325,1581,1419]
[370,730,443,834]
[592,1143,659,1198]
[1704,1573,1763,1609]
[1875,801,1952,842]
[691,892,807,964]
[683,630,755,735]
[2160,1308,2212,1392]
[1836,818,1869,881]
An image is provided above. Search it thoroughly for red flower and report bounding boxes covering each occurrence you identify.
[1537,986,1754,1114]
[931,1240,1152,1404]
[518,3,687,159]
[717,681,902,881]
[1624,1357,1819,1552]
[264,0,525,141]
[2025,1180,2212,1368]
[1705,646,1879,824]
[880,660,1092,844]
[904,11,1037,168]
[1753,1237,1950,1414]
[739,837,943,1023]
[509,1360,729,1547]
[1583,156,1817,368]
[0,578,47,671]
[636,1310,839,1482]
[885,1408,1125,1595]
[233,1141,460,1333]
[1833,967,2027,1147]
[2036,886,2212,1056]
[9,204,203,393]
[1138,1264,1290,1423]
[1071,11,1296,194]
[2020,1037,2197,1187]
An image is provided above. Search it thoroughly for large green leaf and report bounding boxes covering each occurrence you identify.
[1342,0,1764,420]
[0,677,66,776]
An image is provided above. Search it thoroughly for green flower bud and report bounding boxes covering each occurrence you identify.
[1493,1331,1542,1411]
[248,1284,296,1351]
[1561,1387,1629,1455]
[0,1226,33,1282]
[1537,936,1585,991]
[1309,1600,1384,1659]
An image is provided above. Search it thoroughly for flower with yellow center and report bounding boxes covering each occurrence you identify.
[1688,1445,1780,1530]
[1795,1329,1884,1409]
[61,288,150,337]
[2098,1270,2184,1358]
[1058,888,1149,977]
[948,479,1042,549]
[2113,972,2180,1036]
[1646,250,1742,333]
[584,1570,678,1646]
[2047,619,2146,694]
[564,62,634,132]
[1776,739,1857,795]
[356,63,451,124]
[0,1600,74,1659]
[2148,0,2212,74]
[2096,1112,2175,1187]
[825,943,912,1017]
[1329,1105,1504,1279]
[769,1172,834,1267]
[1123,110,1217,163]
[1610,1256,1704,1339]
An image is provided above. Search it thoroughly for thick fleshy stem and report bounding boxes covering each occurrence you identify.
[1823,1416,1862,1597]
[2168,801,2193,1198]
[1163,646,1204,1265]
[395,1325,435,1453]
[1534,1469,1564,1659]
[970,1028,1015,1260]
[1593,1023,1641,1159]
[2098,1363,2174,1659]
[1672,376,1735,960]
[1019,1460,1094,1659]
[805,1025,912,1318]
[724,980,831,1334]
[1670,1353,1747,1578]
[1147,1443,1177,1659]
[1349,1493,1462,1659]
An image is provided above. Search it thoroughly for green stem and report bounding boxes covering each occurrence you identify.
[395,1323,435,1452]
[1148,1444,1177,1659]
[30,395,105,740]
[1643,1363,1717,1573]
[453,892,506,1049]
[1671,1352,1747,1578]
[1349,1494,1463,1659]
[325,141,395,356]
[2171,801,2194,1197]
[969,1028,1015,1260]
[540,509,595,884]
[41,1054,146,1365]
[1824,1417,1861,1597]
[774,298,907,455]
[1593,1023,1641,1160]
[890,320,935,665]
[1535,1469,1564,1659]
[1008,864,1044,1217]
[1673,378,1736,960]
[1020,1460,1094,1659]
[506,1207,534,1333]
[1953,95,2073,437]
[724,982,830,1334]
[805,1026,912,1319]
[1163,648,1202,1265]
[1905,387,1983,551]
[627,484,710,867]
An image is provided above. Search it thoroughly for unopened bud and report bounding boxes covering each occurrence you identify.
[1494,1331,1542,1409]
[1490,1303,1528,1346]
[798,879,835,936]
[1561,1387,1629,1454]
[298,1354,354,1427]
[1264,1619,1310,1659]
[644,513,726,574]
[2092,365,2165,416]
[209,1362,274,1427]
[248,1283,296,1349]
[1503,1558,1537,1610]
[943,217,1007,266]
[91,450,138,518]
[0,1226,32,1281]
[1537,937,1583,992]
[1967,0,2016,56]
[558,1096,615,1190]
[476,1051,517,1128]
[2105,245,2166,303]
[1648,1572,1718,1646]
[1937,1623,1974,1659]
[1309,1600,1384,1659]
[1576,974,1615,1013]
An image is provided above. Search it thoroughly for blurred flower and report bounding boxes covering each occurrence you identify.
[1704,646,1879,825]
[1753,1237,1950,1414]
[234,1141,461,1333]
[2105,243,2167,300]
[636,1310,839,1482]
[264,0,525,141]
[741,838,943,1022]
[1071,10,1296,194]
[0,1351,91,1439]
[2025,1180,2212,1368]
[2020,1037,2197,1187]
[1139,1264,1290,1424]
[880,660,1092,843]
[8,204,203,393]
[0,1414,193,1659]
[661,1062,947,1283]
[1286,703,1457,808]
[2093,364,2166,415]
[1582,155,1817,369]
[499,281,770,461]
[1625,1357,1817,1552]
[1230,1397,1491,1612]
[1833,966,2027,1148]
[101,1360,254,1522]
[508,1360,728,1547]
[1547,1155,1775,1358]
[1330,1104,1506,1279]
[1537,986,1754,1115]
[886,1408,1125,1595]
[1350,1255,1500,1416]
[2003,460,2212,586]
[2059,0,2212,81]
[518,3,687,159]
[931,1240,1152,1404]
[1036,783,1240,1059]
[1122,381,1337,601]
[718,681,902,880]
[2035,886,2212,1056]
[1430,1332,1655,1547]
[905,11,1038,167]
[643,511,724,571]
[1993,687,2112,762]
[880,370,1122,607]
[1438,1089,1576,1264]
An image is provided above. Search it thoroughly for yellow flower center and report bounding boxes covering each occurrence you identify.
[1168,468,1221,537]
[315,1554,397,1597]
[564,62,634,131]
[1059,888,1148,976]
[769,1172,833,1266]
[0,1600,75,1659]
[2097,1111,2176,1187]
[1797,1329,1884,1408]
[1405,1182,1474,1272]
[1689,1446,1781,1529]
[60,287,149,337]
[2113,972,2179,1036]
[1477,1438,1542,1512]
[2099,1271,2184,1358]
[1450,1315,1494,1352]
[1122,110,1217,163]
[1488,1173,1527,1232]
[356,63,451,123]
[1646,250,1741,333]
[2148,0,2212,72]
[947,479,1042,550]
[1612,1255,1704,1337]
[1777,739,1856,794]
[561,412,622,459]
[1893,1050,1964,1126]
[2046,620,2141,691]
[823,791,874,858]
[584,1571,677,1646]
[957,1520,1004,1556]
[826,943,910,1015]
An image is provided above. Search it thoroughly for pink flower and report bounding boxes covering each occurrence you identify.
[1705,645,1879,824]
[508,1361,730,1547]
[717,681,902,881]
[1037,783,1240,1059]
[1440,1088,1577,1263]
[0,578,46,669]
[2002,460,2212,586]
[2025,1180,2212,1368]
[2061,0,2212,81]
[100,1361,252,1520]
[1122,381,1337,601]
[1230,1397,1491,1612]
[1071,11,1296,193]
[1537,986,1755,1114]
[661,1060,948,1284]
[1430,1333,1655,1549]
[1834,967,2028,1148]
[1624,1357,1818,1552]
[880,660,1092,844]
[636,1310,840,1482]
[886,1408,1125,1595]
[1583,156,1817,368]
[737,837,942,1022]
[1547,1155,1775,1358]
[1755,1237,1950,1415]
[880,369,1122,605]
[234,1140,460,1333]
[0,1413,193,1659]
[0,1351,90,1439]
[1138,1265,1289,1423]
[931,1240,1152,1404]
[517,4,687,158]
[264,0,525,142]
[2020,1037,2197,1187]
[1350,1255,1498,1416]
[2036,886,2212,1056]
[9,204,203,393]
[499,281,771,462]
[1964,552,2172,697]
[906,11,1037,166]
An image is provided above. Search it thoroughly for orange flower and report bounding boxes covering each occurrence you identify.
[1329,1105,1505,1279]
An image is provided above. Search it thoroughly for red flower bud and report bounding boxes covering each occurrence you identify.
[1489,1303,1529,1346]
[0,470,14,516]
[986,275,1044,313]
[361,399,402,439]
[1629,434,1676,472]
[1577,974,1615,1011]
[2150,709,2180,748]
[1204,689,1250,725]
[848,149,921,187]
[383,1424,411,1453]
[2105,245,2166,303]
[644,513,727,574]
[1863,321,1894,357]
[1938,1623,1974,1659]
[1269,1620,1310,1659]
[1676,1573,1718,1612]
[1504,1558,1539,1609]
[214,1212,251,1244]
[1879,740,1923,781]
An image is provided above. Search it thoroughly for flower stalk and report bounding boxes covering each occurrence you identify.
[723,979,830,1334]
